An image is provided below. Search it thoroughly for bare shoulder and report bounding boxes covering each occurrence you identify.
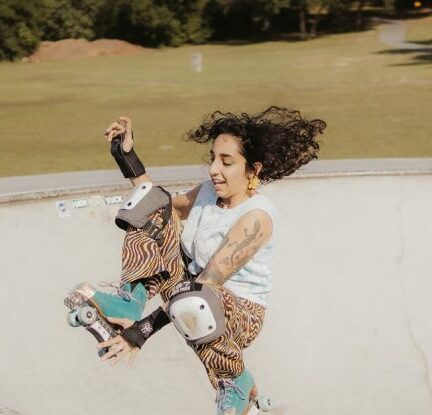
[226,209,273,253]
[172,183,202,220]
[230,208,273,243]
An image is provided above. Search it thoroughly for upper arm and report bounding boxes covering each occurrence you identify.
[172,184,202,221]
[196,209,273,286]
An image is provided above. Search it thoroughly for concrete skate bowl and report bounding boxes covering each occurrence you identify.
[0,159,431,415]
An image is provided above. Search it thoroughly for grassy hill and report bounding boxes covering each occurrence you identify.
[0,21,431,177]
[406,15,432,43]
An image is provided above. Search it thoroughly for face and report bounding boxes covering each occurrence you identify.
[209,134,251,199]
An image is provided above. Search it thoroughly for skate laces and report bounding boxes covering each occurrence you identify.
[99,281,132,302]
[215,379,246,411]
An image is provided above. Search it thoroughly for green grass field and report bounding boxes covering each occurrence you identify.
[406,15,432,43]
[0,20,431,177]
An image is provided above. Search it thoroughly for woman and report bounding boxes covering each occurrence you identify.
[97,107,326,414]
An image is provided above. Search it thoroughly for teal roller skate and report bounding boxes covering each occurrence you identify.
[215,369,263,415]
[64,281,147,357]
[65,281,147,320]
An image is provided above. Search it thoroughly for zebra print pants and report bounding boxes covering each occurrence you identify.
[120,208,266,389]
[191,287,265,388]
[120,208,184,303]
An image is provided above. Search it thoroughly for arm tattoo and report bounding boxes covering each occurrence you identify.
[220,219,262,269]
[197,219,264,286]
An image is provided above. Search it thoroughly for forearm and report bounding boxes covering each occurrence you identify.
[195,259,231,287]
[129,173,152,187]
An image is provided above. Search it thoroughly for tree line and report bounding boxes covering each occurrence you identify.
[0,0,422,61]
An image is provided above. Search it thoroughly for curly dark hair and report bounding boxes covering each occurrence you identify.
[186,106,326,184]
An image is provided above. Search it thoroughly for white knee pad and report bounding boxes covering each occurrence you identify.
[167,283,225,345]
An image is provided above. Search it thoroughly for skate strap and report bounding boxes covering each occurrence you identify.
[99,281,132,301]
[215,380,246,411]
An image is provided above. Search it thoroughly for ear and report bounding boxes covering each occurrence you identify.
[250,162,263,177]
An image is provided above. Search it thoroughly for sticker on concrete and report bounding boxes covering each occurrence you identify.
[104,195,124,205]
[55,200,71,218]
[71,199,89,209]
[0,405,23,414]
[171,189,189,197]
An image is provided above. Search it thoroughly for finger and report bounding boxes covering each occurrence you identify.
[128,349,138,369]
[109,348,129,366]
[118,117,132,135]
[101,348,117,361]
[98,335,123,349]
[107,129,124,142]
[106,130,116,142]
[104,122,117,134]
[101,344,124,361]
[118,116,131,126]
[106,132,116,142]
[104,123,125,137]
[104,122,121,135]
[98,338,117,349]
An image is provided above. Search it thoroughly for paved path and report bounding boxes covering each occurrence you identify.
[378,18,432,50]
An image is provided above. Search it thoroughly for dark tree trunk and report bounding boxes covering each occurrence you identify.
[299,5,307,39]
[309,5,325,39]
[355,0,365,31]
[309,15,320,38]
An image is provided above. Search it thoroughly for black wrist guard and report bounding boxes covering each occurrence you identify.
[110,133,146,178]
[122,306,170,349]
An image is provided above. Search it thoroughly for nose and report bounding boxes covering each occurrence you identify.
[209,159,220,177]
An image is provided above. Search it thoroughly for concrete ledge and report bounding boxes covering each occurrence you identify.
[0,158,430,203]
[0,165,210,203]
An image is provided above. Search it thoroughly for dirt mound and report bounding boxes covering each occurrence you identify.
[25,38,146,62]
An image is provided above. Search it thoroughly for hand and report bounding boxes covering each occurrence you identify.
[98,317,139,368]
[104,116,134,152]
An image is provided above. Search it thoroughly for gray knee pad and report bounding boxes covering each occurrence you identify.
[167,282,226,345]
[115,183,172,242]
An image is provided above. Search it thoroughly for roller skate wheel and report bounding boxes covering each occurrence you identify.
[67,310,81,327]
[256,396,273,412]
[77,306,97,325]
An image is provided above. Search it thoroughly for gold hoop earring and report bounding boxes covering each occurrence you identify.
[248,175,260,191]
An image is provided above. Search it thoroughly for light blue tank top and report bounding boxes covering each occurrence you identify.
[181,180,277,307]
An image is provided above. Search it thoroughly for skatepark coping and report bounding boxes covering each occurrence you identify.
[0,158,431,203]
